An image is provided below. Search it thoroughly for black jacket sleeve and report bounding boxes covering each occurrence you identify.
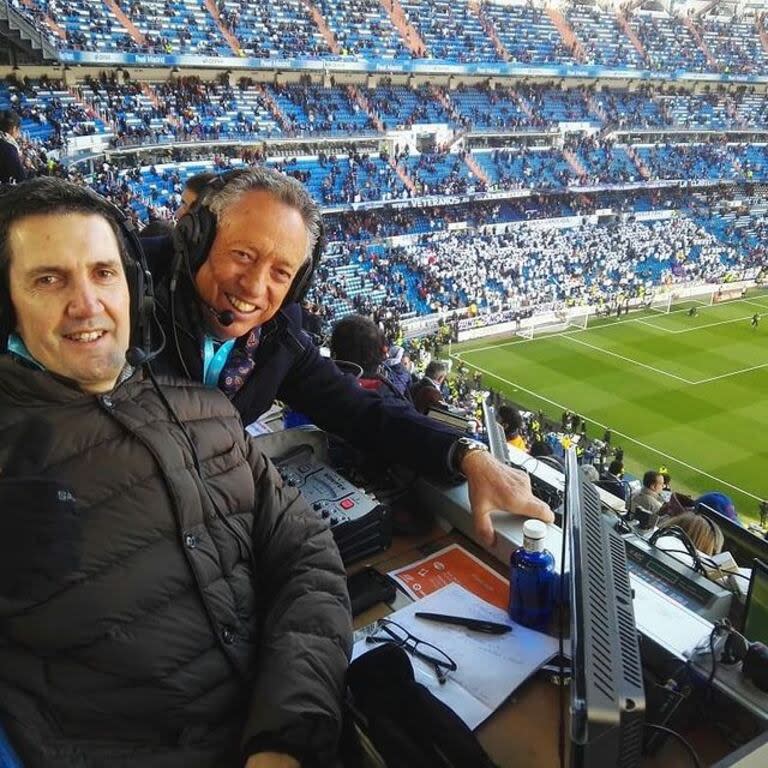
[240,440,352,767]
[276,311,462,481]
[0,142,25,184]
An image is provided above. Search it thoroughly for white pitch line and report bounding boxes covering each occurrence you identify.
[635,318,676,333]
[669,313,768,335]
[460,293,768,356]
[562,334,697,385]
[451,354,763,502]
[693,361,768,385]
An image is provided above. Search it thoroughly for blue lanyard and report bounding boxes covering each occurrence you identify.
[7,334,44,370]
[201,336,235,388]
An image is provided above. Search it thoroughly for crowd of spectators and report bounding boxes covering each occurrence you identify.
[17,1,768,78]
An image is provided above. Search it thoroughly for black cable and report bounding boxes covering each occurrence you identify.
[169,283,193,381]
[643,723,703,768]
[706,623,720,694]
[655,548,752,583]
[557,485,568,768]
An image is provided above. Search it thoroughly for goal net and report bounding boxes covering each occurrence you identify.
[648,291,673,314]
[516,309,589,339]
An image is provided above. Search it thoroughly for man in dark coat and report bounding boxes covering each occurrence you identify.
[0,110,25,184]
[144,168,554,549]
[0,178,351,768]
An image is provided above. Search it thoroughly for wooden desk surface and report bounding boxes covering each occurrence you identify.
[352,529,734,768]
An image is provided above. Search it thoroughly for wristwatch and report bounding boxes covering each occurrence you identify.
[450,437,490,476]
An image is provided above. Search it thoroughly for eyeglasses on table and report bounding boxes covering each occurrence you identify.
[366,618,458,684]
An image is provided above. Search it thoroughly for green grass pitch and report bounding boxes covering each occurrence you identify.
[452,290,768,525]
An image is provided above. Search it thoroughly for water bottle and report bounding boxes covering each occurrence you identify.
[508,519,557,632]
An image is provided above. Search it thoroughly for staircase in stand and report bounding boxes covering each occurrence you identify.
[255,84,291,133]
[683,14,720,71]
[20,0,65,39]
[301,0,341,55]
[587,94,608,124]
[562,148,587,179]
[464,153,490,186]
[380,0,427,57]
[102,0,146,48]
[204,0,241,55]
[471,0,510,61]
[389,156,418,195]
[347,85,384,132]
[626,144,651,180]
[756,14,768,57]
[616,11,649,65]
[430,85,462,126]
[545,6,587,63]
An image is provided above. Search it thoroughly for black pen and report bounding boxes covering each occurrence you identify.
[414,611,512,635]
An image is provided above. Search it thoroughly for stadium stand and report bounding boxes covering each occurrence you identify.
[566,5,644,69]
[316,0,410,59]
[482,3,575,65]
[399,0,499,62]
[629,10,710,72]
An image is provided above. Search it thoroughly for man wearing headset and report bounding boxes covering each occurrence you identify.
[0,178,351,768]
[146,167,554,548]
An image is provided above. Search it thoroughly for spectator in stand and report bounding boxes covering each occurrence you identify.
[140,219,175,238]
[696,492,741,526]
[410,360,448,415]
[598,458,626,500]
[175,170,218,219]
[382,344,413,398]
[498,405,527,452]
[629,470,665,517]
[656,512,725,558]
[329,313,404,400]
[0,111,25,184]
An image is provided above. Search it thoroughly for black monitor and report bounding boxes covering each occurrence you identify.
[481,399,509,464]
[743,559,768,645]
[565,448,646,767]
[697,503,768,568]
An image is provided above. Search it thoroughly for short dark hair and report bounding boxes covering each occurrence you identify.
[643,470,662,489]
[0,110,21,134]
[608,459,624,476]
[497,405,523,435]
[330,314,384,376]
[183,171,217,195]
[0,178,131,281]
[0,179,133,349]
[425,360,447,380]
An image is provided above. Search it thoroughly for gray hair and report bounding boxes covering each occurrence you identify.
[200,167,322,260]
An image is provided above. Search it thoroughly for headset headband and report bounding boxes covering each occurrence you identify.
[0,184,154,358]
[172,170,324,307]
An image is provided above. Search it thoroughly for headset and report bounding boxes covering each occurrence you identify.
[0,183,156,365]
[170,169,325,320]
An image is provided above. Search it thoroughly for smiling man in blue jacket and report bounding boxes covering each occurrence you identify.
[145,167,554,545]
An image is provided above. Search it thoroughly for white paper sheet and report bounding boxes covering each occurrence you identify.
[352,582,558,729]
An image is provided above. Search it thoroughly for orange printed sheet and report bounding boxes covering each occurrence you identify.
[389,544,510,611]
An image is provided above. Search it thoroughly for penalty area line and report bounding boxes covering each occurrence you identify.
[451,353,763,502]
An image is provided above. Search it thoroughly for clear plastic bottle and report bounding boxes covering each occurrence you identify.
[508,519,557,632]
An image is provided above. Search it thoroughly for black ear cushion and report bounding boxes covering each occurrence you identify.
[743,643,768,692]
[173,205,218,280]
[284,221,325,306]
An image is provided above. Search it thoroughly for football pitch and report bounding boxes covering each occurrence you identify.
[452,290,768,525]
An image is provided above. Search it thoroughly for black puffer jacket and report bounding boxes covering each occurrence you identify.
[0,358,352,768]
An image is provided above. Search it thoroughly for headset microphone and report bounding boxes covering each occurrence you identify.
[125,346,153,367]
[205,304,235,327]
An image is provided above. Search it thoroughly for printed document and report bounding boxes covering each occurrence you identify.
[352,582,558,729]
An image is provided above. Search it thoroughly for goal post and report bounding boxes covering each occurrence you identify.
[515,308,589,339]
[648,291,673,314]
